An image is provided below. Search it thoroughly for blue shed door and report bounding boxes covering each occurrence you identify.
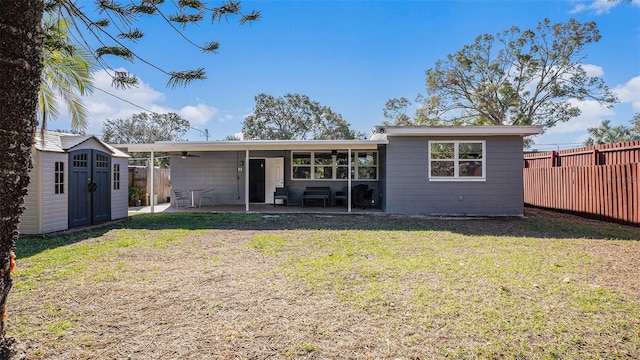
[92,152,111,224]
[68,150,111,229]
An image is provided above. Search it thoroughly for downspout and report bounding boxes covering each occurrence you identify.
[245,149,249,212]
[150,150,155,214]
[348,148,352,212]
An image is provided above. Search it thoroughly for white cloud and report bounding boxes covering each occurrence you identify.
[581,64,604,77]
[219,114,235,123]
[178,103,218,126]
[614,75,640,111]
[78,69,168,135]
[570,0,640,14]
[570,0,618,14]
[48,68,222,138]
[545,98,615,135]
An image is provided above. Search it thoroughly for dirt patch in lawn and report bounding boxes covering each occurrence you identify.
[9,209,640,359]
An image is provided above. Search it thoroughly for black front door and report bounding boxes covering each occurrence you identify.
[249,159,265,203]
[69,150,111,229]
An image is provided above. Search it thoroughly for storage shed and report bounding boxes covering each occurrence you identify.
[20,130,129,235]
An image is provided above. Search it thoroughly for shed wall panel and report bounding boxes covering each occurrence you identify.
[39,152,69,233]
[111,157,129,220]
[20,150,42,234]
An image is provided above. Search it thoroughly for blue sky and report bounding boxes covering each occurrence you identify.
[57,0,640,150]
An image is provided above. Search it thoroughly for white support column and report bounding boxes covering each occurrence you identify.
[245,149,250,212]
[348,148,352,212]
[150,150,155,214]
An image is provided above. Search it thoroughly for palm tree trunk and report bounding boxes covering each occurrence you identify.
[0,0,44,352]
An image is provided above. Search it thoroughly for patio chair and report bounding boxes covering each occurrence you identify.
[352,184,375,209]
[334,186,347,206]
[198,188,215,208]
[273,187,289,206]
[173,189,188,207]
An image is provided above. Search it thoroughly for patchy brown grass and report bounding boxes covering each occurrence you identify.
[9,209,640,359]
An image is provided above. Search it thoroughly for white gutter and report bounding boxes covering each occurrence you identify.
[117,139,387,153]
[373,125,544,137]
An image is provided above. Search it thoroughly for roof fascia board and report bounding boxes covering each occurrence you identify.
[380,126,544,137]
[117,140,388,153]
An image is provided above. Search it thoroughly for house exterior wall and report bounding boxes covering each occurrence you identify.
[170,149,382,206]
[111,156,129,220]
[385,136,525,216]
[171,151,248,205]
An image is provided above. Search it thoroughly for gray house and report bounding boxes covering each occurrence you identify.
[376,125,541,216]
[121,125,542,216]
[21,131,129,235]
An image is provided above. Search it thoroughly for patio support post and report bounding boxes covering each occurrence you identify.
[245,149,249,212]
[150,150,155,214]
[348,148,352,212]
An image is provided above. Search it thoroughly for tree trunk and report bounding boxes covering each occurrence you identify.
[0,0,44,354]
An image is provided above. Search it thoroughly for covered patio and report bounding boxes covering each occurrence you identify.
[119,139,386,214]
[129,202,383,214]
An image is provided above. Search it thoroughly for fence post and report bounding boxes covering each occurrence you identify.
[593,149,599,165]
[551,151,557,167]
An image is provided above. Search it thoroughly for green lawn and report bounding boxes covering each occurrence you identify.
[9,211,640,359]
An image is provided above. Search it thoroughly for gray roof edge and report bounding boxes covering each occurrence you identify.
[371,125,544,137]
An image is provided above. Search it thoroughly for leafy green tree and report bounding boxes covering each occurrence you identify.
[224,134,242,141]
[383,97,412,125]
[39,14,94,131]
[242,93,363,140]
[631,113,640,137]
[102,112,190,144]
[102,112,190,168]
[0,0,259,350]
[420,18,617,128]
[583,120,636,146]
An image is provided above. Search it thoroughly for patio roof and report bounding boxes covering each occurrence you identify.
[117,139,387,153]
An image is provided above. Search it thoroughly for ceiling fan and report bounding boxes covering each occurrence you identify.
[169,151,200,159]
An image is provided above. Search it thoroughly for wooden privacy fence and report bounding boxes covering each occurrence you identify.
[523,141,640,225]
[523,163,639,225]
[525,140,640,168]
[128,167,171,206]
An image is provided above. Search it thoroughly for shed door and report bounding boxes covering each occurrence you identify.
[92,152,111,224]
[68,150,111,229]
[69,150,92,228]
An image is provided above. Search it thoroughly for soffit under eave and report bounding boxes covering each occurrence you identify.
[118,141,387,153]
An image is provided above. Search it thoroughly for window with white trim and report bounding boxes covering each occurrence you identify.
[54,161,64,194]
[429,141,485,180]
[113,163,121,190]
[291,151,378,180]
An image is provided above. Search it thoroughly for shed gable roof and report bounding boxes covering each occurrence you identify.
[34,130,129,158]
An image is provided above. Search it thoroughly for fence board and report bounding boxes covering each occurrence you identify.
[523,163,640,226]
[128,167,171,206]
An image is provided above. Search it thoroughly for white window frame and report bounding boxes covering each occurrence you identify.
[54,161,64,194]
[428,140,486,182]
[290,151,378,181]
[351,151,378,181]
[113,163,121,190]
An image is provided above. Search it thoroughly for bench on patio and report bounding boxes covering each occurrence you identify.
[302,186,331,207]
